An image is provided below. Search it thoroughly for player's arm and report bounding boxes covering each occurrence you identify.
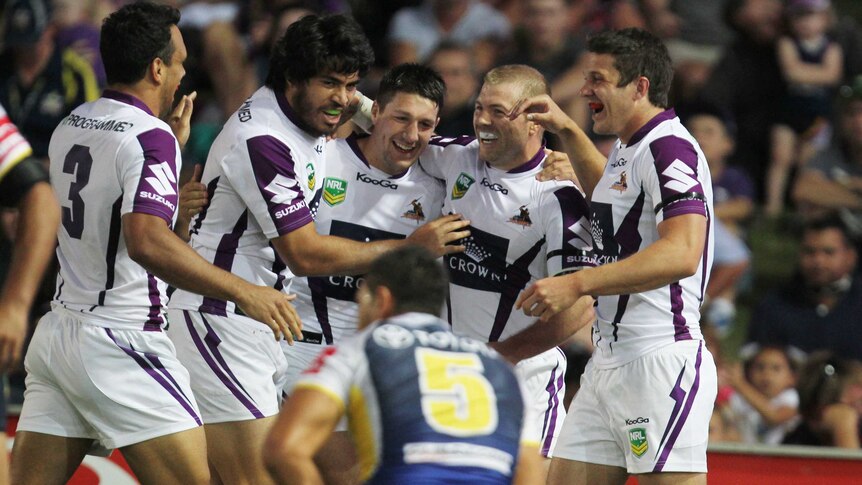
[512,444,544,485]
[0,159,60,371]
[518,213,707,321]
[509,95,606,198]
[491,295,594,364]
[124,213,301,342]
[271,214,469,277]
[263,386,343,485]
[777,37,843,86]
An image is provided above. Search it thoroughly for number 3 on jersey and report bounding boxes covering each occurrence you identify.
[61,144,93,239]
[415,348,498,437]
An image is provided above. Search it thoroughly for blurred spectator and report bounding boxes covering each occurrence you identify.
[682,104,753,336]
[569,0,645,33]
[51,0,107,85]
[425,41,477,137]
[387,0,511,73]
[641,0,735,103]
[699,0,784,202]
[721,344,802,445]
[767,0,843,216]
[0,0,100,160]
[793,76,862,239]
[784,351,862,448]
[748,216,862,361]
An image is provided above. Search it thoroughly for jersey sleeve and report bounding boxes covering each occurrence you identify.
[641,135,708,224]
[293,335,364,409]
[419,135,476,180]
[120,127,180,224]
[0,107,33,183]
[225,134,312,239]
[542,184,595,276]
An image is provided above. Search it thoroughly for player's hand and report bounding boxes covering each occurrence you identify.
[509,94,574,135]
[537,149,579,184]
[407,214,471,256]
[169,91,197,149]
[0,300,28,372]
[178,164,208,223]
[516,273,580,322]
[235,286,303,344]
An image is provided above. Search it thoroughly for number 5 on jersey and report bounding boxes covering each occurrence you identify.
[415,348,498,437]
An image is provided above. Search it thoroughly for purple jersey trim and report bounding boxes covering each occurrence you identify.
[428,134,475,147]
[699,214,711,302]
[649,135,706,219]
[98,196,123,306]
[102,89,153,116]
[541,361,565,456]
[275,89,308,132]
[184,311,265,419]
[105,328,202,425]
[199,211,249,316]
[653,341,703,472]
[247,135,313,235]
[552,187,595,271]
[617,191,646,258]
[133,128,179,223]
[346,133,371,169]
[670,283,692,341]
[627,109,676,146]
[308,276,334,344]
[488,238,545,342]
[144,273,163,331]
[504,144,546,174]
[189,175,219,236]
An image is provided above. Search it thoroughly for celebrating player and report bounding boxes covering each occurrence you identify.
[511,28,718,484]
[10,4,299,484]
[167,16,469,485]
[264,246,544,485]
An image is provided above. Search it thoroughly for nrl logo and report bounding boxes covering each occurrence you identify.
[306,162,316,190]
[452,172,475,200]
[628,428,648,458]
[610,171,628,193]
[322,177,347,206]
[402,198,425,223]
[508,205,532,227]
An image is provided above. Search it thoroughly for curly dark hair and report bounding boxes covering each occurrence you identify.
[101,2,180,86]
[587,28,674,109]
[265,14,374,93]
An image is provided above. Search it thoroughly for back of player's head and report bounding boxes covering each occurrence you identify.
[377,64,445,112]
[587,28,673,109]
[364,246,447,316]
[483,64,550,100]
[265,14,374,93]
[101,2,180,86]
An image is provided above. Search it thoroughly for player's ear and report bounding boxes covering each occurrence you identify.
[371,101,380,124]
[150,57,164,84]
[634,76,650,101]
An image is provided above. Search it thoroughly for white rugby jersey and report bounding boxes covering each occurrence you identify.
[170,87,325,315]
[290,134,445,344]
[0,103,33,183]
[420,136,594,342]
[49,90,182,330]
[295,312,536,483]
[589,109,714,368]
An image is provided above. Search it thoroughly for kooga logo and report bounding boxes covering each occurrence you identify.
[356,172,398,190]
[625,417,650,425]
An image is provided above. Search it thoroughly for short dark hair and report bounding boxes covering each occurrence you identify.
[587,28,674,108]
[101,2,180,86]
[364,246,448,316]
[377,64,445,112]
[802,215,856,249]
[265,14,374,93]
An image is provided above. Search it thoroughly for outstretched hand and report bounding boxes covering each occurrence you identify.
[407,213,471,257]
[509,94,573,135]
[537,149,579,184]
[236,287,303,344]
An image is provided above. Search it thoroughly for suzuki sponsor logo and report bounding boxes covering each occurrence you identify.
[145,161,177,196]
[265,174,301,205]
[662,159,698,192]
[138,191,176,211]
[273,200,307,219]
[356,172,398,190]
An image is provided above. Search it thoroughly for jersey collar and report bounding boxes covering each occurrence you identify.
[492,142,546,174]
[626,108,676,146]
[102,89,153,116]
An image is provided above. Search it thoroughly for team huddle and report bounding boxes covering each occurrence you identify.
[5,2,717,485]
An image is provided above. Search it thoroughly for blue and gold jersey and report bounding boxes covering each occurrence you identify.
[295,312,536,484]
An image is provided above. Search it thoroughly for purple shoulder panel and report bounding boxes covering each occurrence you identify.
[649,135,707,219]
[133,128,179,223]
[247,135,312,235]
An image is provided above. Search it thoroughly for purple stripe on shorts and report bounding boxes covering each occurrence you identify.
[144,273,163,331]
[670,283,691,341]
[653,341,703,472]
[541,363,564,456]
[105,328,202,426]
[184,311,264,419]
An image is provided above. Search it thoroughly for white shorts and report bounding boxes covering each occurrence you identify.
[167,309,288,423]
[516,347,567,457]
[282,340,349,432]
[553,340,717,474]
[17,308,202,453]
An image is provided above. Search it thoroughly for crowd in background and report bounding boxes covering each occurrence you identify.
[2,0,862,450]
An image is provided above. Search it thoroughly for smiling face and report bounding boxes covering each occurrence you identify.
[159,25,187,118]
[578,52,644,142]
[369,92,439,175]
[287,70,360,137]
[473,81,539,170]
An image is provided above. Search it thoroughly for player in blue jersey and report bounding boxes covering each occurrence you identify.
[10,4,299,485]
[264,246,543,485]
[512,28,717,484]
[0,105,60,485]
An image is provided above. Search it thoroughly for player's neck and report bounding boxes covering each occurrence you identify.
[356,134,399,176]
[619,105,665,145]
[106,84,160,117]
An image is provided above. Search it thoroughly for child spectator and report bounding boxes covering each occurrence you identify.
[722,344,802,445]
[767,0,843,216]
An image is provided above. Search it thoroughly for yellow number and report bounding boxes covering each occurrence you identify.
[415,348,498,437]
